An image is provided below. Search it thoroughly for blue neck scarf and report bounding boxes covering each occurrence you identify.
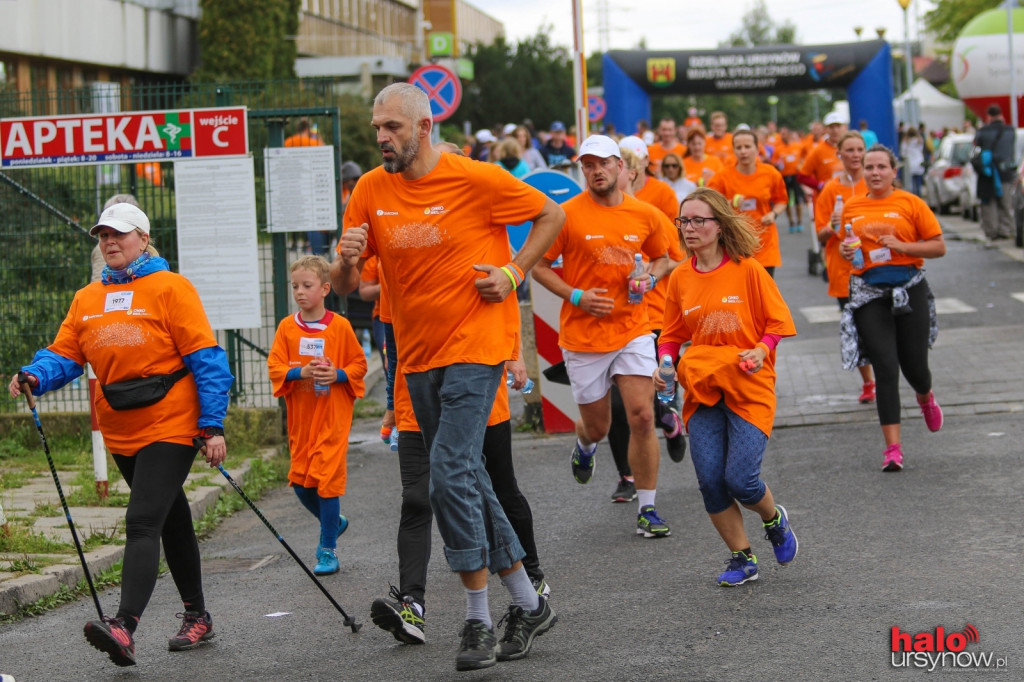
[101,252,170,284]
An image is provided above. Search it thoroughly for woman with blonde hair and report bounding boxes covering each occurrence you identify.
[655,187,798,586]
[660,152,697,203]
[492,137,530,178]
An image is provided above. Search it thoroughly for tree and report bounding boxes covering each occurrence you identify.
[726,0,797,47]
[193,0,300,82]
[925,0,1006,45]
[457,27,575,132]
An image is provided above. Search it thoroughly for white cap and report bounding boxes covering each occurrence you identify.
[502,123,518,136]
[90,203,150,237]
[618,135,648,159]
[475,129,496,143]
[577,135,621,159]
[735,123,751,131]
[823,111,847,126]
[641,130,655,145]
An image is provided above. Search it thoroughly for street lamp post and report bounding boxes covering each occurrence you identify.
[897,0,918,128]
[767,95,778,124]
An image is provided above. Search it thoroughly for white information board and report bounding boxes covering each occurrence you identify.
[174,156,261,330]
[264,145,338,233]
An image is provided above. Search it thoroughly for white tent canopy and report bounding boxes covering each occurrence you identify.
[894,78,966,132]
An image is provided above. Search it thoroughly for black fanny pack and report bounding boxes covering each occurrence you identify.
[101,367,190,411]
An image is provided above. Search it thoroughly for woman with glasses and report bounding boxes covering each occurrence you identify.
[708,128,789,277]
[682,128,724,188]
[660,152,697,204]
[654,187,798,586]
[839,145,946,472]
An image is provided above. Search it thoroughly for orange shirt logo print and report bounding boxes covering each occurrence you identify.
[389,221,445,249]
[594,245,634,267]
[699,310,742,336]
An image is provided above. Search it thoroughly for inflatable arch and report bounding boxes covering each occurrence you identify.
[603,39,896,148]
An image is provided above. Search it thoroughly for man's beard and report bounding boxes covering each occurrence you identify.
[589,177,616,197]
[382,135,419,174]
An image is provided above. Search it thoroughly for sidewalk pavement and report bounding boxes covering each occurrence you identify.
[0,351,385,617]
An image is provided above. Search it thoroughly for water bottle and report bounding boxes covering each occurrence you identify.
[627,253,645,305]
[389,428,399,451]
[656,355,676,403]
[312,354,330,397]
[843,224,864,269]
[506,371,534,394]
[361,329,372,357]
[831,194,844,231]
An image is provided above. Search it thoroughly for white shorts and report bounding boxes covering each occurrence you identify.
[563,334,657,405]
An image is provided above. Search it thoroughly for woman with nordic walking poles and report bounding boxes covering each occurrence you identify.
[8,202,233,667]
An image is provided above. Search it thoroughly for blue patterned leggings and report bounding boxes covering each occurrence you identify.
[687,402,769,514]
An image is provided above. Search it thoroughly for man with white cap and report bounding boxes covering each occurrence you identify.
[799,111,847,196]
[472,128,496,161]
[532,135,675,539]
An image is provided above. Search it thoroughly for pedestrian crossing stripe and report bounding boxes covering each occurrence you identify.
[1012,292,1024,304]
[799,298,977,324]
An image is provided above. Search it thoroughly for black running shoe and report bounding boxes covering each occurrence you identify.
[455,620,497,671]
[84,616,136,667]
[168,611,215,651]
[371,585,425,645]
[611,476,637,503]
[496,600,558,661]
[570,444,595,484]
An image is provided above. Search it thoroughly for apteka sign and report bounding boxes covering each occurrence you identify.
[0,106,248,168]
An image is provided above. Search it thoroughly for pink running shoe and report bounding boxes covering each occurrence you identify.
[858,381,876,404]
[917,392,943,432]
[882,443,903,472]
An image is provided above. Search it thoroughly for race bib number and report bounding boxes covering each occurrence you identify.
[298,337,325,357]
[868,246,892,264]
[740,198,757,212]
[104,291,134,313]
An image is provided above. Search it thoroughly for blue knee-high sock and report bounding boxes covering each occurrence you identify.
[318,495,340,549]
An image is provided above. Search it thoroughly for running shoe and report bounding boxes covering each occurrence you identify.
[660,407,683,438]
[763,505,798,565]
[858,381,876,404]
[495,599,558,661]
[371,586,426,644]
[168,611,215,651]
[611,476,637,503]
[531,577,551,599]
[570,443,595,484]
[917,392,943,432]
[313,547,339,575]
[338,514,349,538]
[455,620,497,671]
[636,505,671,538]
[84,616,136,667]
[882,443,904,472]
[718,551,759,586]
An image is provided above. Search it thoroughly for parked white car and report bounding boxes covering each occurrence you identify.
[925,133,976,217]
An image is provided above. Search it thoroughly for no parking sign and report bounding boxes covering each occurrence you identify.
[408,65,462,122]
[587,95,606,122]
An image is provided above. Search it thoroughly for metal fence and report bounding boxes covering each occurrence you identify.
[0,79,369,414]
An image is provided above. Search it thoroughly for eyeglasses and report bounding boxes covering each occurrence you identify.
[661,163,680,168]
[674,216,718,229]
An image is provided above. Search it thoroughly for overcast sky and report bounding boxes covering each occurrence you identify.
[468,0,937,53]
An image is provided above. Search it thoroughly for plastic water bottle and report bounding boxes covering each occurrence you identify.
[843,224,864,269]
[361,329,372,357]
[831,194,844,231]
[507,371,534,394]
[656,355,676,403]
[388,428,399,451]
[313,354,330,397]
[627,253,645,305]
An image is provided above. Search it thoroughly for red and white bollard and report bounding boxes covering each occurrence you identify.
[86,364,108,499]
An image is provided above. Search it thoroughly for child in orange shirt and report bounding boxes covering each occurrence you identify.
[268,256,367,576]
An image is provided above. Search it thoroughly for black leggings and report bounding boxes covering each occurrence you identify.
[112,442,203,622]
[852,280,933,425]
[395,421,542,607]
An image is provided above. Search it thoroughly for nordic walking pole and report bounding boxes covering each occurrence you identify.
[215,463,361,632]
[18,372,104,619]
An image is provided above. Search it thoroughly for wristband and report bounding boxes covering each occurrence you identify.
[499,266,518,290]
[648,274,658,289]
[199,426,224,439]
[506,262,525,284]
[570,288,584,306]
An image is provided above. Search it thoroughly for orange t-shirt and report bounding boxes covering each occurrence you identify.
[683,116,703,129]
[843,189,943,274]
[268,313,367,497]
[704,133,733,163]
[545,193,671,352]
[648,142,686,176]
[815,178,868,298]
[47,271,221,456]
[345,153,546,373]
[773,141,803,177]
[682,154,724,187]
[801,139,842,188]
[284,132,323,147]
[660,257,796,436]
[707,164,788,268]
[360,255,382,319]
[634,177,686,330]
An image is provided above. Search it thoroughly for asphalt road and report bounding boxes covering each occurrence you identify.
[1,211,1022,681]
